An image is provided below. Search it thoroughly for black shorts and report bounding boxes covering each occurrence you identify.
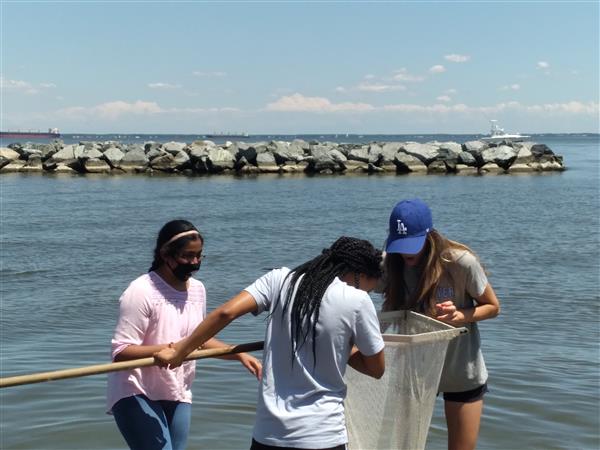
[442,383,488,403]
[251,438,346,450]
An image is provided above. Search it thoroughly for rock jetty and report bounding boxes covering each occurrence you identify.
[0,139,565,176]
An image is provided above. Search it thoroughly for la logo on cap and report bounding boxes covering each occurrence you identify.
[397,220,408,235]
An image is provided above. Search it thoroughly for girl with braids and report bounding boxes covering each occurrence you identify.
[156,236,385,450]
[382,199,500,450]
[107,219,261,450]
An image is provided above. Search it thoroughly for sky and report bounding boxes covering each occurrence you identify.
[1,1,599,134]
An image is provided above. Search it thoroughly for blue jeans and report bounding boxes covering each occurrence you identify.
[112,395,191,450]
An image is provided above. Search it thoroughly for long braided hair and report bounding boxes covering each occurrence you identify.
[149,219,204,272]
[280,236,382,366]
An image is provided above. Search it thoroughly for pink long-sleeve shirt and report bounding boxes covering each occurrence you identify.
[106,271,206,412]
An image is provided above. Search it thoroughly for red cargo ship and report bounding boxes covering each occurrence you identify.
[0,128,61,139]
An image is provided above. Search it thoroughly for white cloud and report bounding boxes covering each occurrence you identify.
[445,88,458,94]
[58,100,163,120]
[1,76,38,94]
[537,61,550,69]
[436,95,452,102]
[356,82,406,93]
[501,84,521,91]
[1,76,59,94]
[56,100,243,120]
[364,74,376,80]
[193,71,227,77]
[392,68,425,82]
[168,106,241,113]
[383,103,469,113]
[429,65,446,74]
[525,101,598,114]
[334,86,347,93]
[444,54,470,63]
[265,93,374,112]
[148,82,181,89]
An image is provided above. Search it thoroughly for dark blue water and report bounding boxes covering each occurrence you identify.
[1,135,598,449]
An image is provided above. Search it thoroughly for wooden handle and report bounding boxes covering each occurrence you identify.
[0,341,264,389]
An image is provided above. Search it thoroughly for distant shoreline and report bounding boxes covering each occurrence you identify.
[0,138,566,176]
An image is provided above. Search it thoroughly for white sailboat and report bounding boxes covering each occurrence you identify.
[481,120,529,142]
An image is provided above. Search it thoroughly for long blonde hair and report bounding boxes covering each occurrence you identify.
[382,230,476,315]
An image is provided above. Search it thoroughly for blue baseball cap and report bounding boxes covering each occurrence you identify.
[386,199,433,255]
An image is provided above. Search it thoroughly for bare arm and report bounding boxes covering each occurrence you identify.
[155,290,259,368]
[114,343,171,362]
[202,337,262,380]
[436,284,501,326]
[348,346,385,379]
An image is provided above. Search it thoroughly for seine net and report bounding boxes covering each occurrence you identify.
[345,311,466,450]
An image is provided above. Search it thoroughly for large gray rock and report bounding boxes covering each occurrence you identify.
[513,143,535,164]
[0,147,20,161]
[20,155,44,172]
[463,140,487,153]
[394,152,428,173]
[50,145,77,163]
[479,162,505,174]
[150,153,178,171]
[83,158,111,173]
[379,143,401,165]
[236,142,268,165]
[103,147,125,168]
[348,146,371,163]
[144,141,162,153]
[19,146,44,160]
[206,148,235,172]
[163,141,187,155]
[455,164,479,175]
[292,139,310,151]
[1,160,26,172]
[54,163,78,173]
[307,145,340,172]
[272,141,305,164]
[329,149,348,164]
[120,149,149,172]
[458,151,477,166]
[256,152,279,173]
[280,161,308,173]
[427,160,448,174]
[401,142,440,165]
[481,145,518,169]
[438,142,463,154]
[79,148,104,161]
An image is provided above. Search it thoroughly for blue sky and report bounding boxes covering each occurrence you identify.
[2,1,598,134]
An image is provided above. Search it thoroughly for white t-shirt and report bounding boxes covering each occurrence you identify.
[245,267,384,449]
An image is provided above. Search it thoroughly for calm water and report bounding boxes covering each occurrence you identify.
[1,135,598,450]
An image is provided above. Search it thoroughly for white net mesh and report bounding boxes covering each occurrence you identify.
[345,311,465,450]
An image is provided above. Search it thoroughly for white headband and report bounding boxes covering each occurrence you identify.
[161,230,200,251]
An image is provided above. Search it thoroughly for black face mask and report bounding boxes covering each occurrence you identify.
[172,262,201,281]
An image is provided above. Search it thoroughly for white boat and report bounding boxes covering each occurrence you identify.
[481,120,529,142]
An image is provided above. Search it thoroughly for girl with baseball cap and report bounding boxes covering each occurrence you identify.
[156,236,385,450]
[383,199,501,450]
[107,219,261,450]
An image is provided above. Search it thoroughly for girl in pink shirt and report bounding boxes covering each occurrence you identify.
[107,219,261,450]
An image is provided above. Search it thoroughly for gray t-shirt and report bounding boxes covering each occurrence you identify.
[245,267,384,448]
[404,249,489,392]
